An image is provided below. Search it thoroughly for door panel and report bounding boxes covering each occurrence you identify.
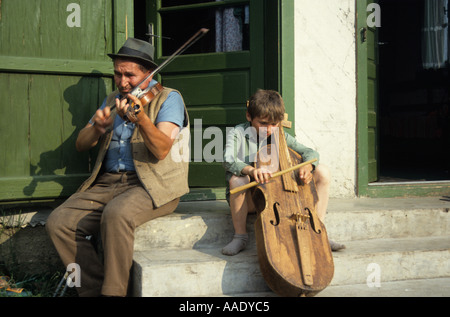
[164,70,250,106]
[147,0,264,188]
[0,0,130,202]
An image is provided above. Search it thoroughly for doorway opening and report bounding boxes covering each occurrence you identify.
[378,0,450,183]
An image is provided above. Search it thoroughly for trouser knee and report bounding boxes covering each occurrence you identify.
[46,207,65,239]
[100,206,132,232]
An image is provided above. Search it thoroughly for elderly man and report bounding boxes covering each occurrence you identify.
[47,38,189,297]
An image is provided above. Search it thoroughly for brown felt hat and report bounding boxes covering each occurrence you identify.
[108,38,158,69]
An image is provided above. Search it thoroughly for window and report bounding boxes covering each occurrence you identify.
[159,0,250,55]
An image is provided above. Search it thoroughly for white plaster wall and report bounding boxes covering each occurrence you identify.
[294,0,357,198]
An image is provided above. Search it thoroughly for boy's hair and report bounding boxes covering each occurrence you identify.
[247,89,285,123]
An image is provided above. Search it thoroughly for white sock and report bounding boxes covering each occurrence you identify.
[222,234,248,256]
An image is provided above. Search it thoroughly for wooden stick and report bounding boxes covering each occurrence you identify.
[229,159,318,195]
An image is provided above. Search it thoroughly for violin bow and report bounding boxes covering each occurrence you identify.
[229,159,318,195]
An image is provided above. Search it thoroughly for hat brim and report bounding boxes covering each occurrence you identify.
[108,53,158,70]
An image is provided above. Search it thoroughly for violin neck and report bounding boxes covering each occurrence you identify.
[276,126,299,192]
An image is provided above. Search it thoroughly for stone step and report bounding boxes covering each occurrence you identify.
[134,201,234,252]
[134,198,450,251]
[210,277,450,297]
[316,277,450,297]
[132,235,450,297]
[132,197,450,297]
[132,246,267,297]
[331,236,450,285]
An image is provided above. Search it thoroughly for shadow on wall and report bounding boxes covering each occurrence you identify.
[22,71,107,199]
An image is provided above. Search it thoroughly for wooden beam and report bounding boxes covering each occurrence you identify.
[0,56,113,76]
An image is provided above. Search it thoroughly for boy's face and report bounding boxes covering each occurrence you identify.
[246,112,280,138]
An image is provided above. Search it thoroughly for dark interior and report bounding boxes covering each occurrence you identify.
[378,0,450,182]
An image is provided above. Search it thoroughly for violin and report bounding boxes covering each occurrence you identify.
[122,82,165,122]
[232,125,334,297]
[114,28,209,122]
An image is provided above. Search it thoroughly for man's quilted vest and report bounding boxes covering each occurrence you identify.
[77,87,190,207]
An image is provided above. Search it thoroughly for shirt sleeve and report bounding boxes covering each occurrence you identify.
[155,91,186,128]
[223,126,249,176]
[285,132,320,168]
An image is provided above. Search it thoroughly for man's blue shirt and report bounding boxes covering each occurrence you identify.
[91,80,185,172]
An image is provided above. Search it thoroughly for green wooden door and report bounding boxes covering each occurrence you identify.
[145,0,265,195]
[357,0,379,194]
[0,0,132,203]
[357,0,450,197]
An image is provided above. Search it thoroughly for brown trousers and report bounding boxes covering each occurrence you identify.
[46,172,179,297]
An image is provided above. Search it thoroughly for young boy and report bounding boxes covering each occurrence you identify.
[222,89,344,256]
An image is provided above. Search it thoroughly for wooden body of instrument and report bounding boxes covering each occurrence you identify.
[252,130,334,297]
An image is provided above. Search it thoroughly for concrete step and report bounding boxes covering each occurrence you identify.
[317,277,450,297]
[134,198,450,251]
[132,197,450,297]
[331,236,450,285]
[134,201,234,252]
[211,277,450,297]
[132,235,450,297]
[132,246,268,297]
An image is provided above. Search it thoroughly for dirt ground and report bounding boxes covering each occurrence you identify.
[0,225,63,276]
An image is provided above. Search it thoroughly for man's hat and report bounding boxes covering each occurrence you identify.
[108,38,158,69]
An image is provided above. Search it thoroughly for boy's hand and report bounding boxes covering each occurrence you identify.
[298,164,314,184]
[244,166,272,184]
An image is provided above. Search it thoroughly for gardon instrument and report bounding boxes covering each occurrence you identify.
[233,124,334,297]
